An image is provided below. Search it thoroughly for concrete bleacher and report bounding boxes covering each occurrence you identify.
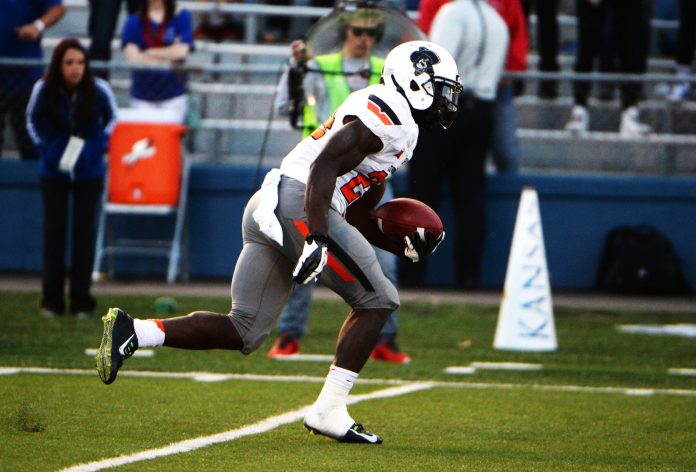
[4,0,692,175]
[3,1,696,290]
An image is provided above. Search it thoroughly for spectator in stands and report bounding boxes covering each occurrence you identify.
[87,0,139,80]
[564,0,652,137]
[596,1,650,103]
[521,0,560,99]
[0,0,65,160]
[269,5,412,363]
[654,0,679,58]
[420,0,527,172]
[488,0,528,173]
[193,0,244,41]
[402,0,508,290]
[121,0,194,123]
[670,0,695,102]
[264,0,293,43]
[26,38,118,318]
[416,0,444,33]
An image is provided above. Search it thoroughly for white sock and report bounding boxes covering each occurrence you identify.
[315,364,358,409]
[304,365,358,436]
[133,319,165,348]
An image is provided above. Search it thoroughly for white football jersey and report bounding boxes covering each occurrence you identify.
[280,84,419,216]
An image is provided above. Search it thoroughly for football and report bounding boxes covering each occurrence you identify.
[373,198,444,243]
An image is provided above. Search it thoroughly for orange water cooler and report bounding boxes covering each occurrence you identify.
[107,117,187,206]
[93,109,190,284]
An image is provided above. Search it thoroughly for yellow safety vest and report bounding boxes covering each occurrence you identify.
[302,52,384,138]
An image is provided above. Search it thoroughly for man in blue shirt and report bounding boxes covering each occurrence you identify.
[0,0,65,159]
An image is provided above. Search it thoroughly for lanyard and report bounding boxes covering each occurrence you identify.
[143,18,170,48]
[67,91,81,138]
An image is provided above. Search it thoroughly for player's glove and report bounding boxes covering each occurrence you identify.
[404,229,445,263]
[292,233,329,284]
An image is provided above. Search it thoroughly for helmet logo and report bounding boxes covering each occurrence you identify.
[409,47,440,75]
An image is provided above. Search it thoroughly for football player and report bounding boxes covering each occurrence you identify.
[96,40,462,444]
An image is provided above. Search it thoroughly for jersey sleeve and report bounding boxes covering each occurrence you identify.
[339,87,413,149]
[121,15,141,49]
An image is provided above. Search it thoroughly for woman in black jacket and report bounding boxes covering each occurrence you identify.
[27,37,118,318]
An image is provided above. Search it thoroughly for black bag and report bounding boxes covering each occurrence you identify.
[595,224,691,295]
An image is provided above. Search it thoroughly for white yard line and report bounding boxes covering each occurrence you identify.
[3,366,696,397]
[269,353,335,362]
[470,362,543,371]
[5,364,696,470]
[84,348,155,358]
[60,382,434,472]
[438,381,696,397]
[0,366,408,385]
[668,368,696,376]
[444,362,543,375]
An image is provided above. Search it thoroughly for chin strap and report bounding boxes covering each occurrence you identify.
[390,75,406,98]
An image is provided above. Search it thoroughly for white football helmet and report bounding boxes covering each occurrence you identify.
[381,40,463,129]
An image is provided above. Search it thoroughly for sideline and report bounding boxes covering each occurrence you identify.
[59,383,435,472]
[2,273,696,313]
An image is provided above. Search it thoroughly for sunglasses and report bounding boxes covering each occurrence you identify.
[348,26,379,38]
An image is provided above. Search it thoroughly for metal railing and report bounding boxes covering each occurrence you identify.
[3,2,694,173]
[60,0,679,44]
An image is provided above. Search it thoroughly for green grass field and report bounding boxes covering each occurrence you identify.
[1,290,696,471]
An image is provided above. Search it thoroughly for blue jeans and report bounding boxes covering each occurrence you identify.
[278,183,400,344]
[490,83,520,173]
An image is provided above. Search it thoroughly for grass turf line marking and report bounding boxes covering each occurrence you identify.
[269,353,335,362]
[3,366,696,397]
[470,362,543,371]
[84,348,155,358]
[60,382,434,472]
[669,368,696,376]
[617,324,696,338]
[444,362,543,375]
[443,366,476,375]
[0,366,408,385]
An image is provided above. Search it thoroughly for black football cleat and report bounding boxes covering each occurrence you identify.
[304,421,383,444]
[96,307,138,385]
[339,423,383,444]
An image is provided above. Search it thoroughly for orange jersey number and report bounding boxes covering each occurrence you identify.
[340,170,389,205]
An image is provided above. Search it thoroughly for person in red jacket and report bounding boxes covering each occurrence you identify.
[416,0,446,34]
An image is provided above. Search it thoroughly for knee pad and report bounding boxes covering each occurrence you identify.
[380,278,400,312]
[228,310,271,355]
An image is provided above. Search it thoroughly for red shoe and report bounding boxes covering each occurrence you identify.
[370,341,412,364]
[267,333,300,359]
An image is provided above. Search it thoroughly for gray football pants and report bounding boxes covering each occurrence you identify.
[229,176,399,354]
